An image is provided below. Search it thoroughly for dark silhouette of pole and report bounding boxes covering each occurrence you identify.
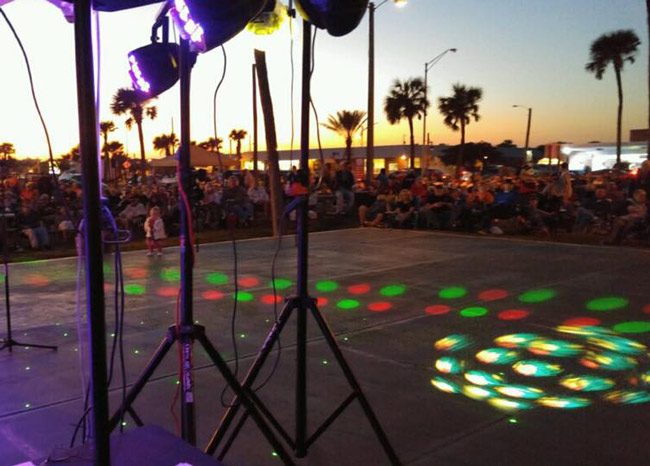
[73,1,109,463]
[253,63,259,174]
[366,2,376,187]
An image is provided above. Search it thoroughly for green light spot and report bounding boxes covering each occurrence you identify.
[322,359,328,365]
[0,273,5,283]
[133,349,140,355]
[439,286,467,299]
[464,370,504,386]
[206,272,228,285]
[25,403,31,409]
[337,299,360,310]
[476,348,519,364]
[582,351,637,370]
[604,390,650,405]
[586,296,628,311]
[160,268,181,282]
[270,278,292,290]
[537,396,591,409]
[63,333,69,337]
[589,335,647,355]
[460,306,488,318]
[528,339,583,357]
[121,421,128,427]
[513,360,563,377]
[560,375,615,392]
[508,418,518,424]
[103,264,111,275]
[271,451,279,458]
[435,334,471,352]
[495,333,540,348]
[430,376,461,394]
[316,280,338,292]
[612,321,650,334]
[234,291,254,302]
[380,284,406,297]
[519,289,556,303]
[239,333,246,339]
[488,398,533,411]
[495,385,544,400]
[435,356,463,374]
[124,284,146,295]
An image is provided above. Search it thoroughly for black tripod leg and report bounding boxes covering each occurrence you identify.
[205,300,295,455]
[197,333,295,466]
[108,332,175,431]
[8,340,57,351]
[309,303,401,466]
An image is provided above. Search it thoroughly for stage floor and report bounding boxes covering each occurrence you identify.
[2,228,650,465]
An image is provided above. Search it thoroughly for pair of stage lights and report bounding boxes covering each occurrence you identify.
[127,0,372,99]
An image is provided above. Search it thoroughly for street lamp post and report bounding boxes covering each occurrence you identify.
[367,0,406,186]
[422,48,456,166]
[513,104,533,157]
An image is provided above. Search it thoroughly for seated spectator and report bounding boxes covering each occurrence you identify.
[248,178,270,219]
[119,197,147,232]
[605,189,647,244]
[359,194,388,227]
[419,183,453,229]
[386,189,415,228]
[18,204,50,250]
[519,196,552,236]
[222,175,253,226]
[574,187,613,232]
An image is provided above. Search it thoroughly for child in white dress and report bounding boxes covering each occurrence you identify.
[144,206,166,257]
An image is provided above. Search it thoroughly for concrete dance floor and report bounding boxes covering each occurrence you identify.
[1,229,650,465]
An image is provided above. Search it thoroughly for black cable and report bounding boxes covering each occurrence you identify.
[307,29,325,185]
[289,14,295,165]
[0,7,76,232]
[213,46,227,168]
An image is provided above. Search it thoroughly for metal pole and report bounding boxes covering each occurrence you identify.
[295,19,312,458]
[422,63,428,165]
[525,107,532,154]
[366,2,375,187]
[178,37,196,445]
[253,63,259,174]
[73,1,110,464]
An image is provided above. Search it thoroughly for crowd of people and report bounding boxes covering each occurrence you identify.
[2,159,650,253]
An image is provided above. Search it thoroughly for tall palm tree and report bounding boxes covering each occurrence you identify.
[199,137,224,171]
[384,78,428,169]
[104,141,126,180]
[586,29,640,166]
[100,121,116,180]
[152,133,178,157]
[321,110,366,165]
[229,129,247,163]
[110,87,157,168]
[0,142,15,161]
[437,83,483,176]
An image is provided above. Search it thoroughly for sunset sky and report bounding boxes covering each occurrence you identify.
[0,0,647,159]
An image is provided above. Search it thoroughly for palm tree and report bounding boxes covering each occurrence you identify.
[0,142,15,161]
[199,137,224,171]
[321,110,366,165]
[438,83,483,176]
[384,78,428,169]
[229,129,247,163]
[104,141,126,180]
[110,87,157,168]
[152,133,178,157]
[100,121,116,180]
[586,30,640,166]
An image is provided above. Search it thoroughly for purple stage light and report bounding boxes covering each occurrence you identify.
[126,42,180,98]
[170,0,206,51]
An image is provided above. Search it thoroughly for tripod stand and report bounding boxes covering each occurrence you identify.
[0,164,57,353]
[107,36,295,466]
[205,21,400,465]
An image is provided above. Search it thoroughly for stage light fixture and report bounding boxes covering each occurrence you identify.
[294,0,369,37]
[169,0,267,53]
[246,0,288,36]
[127,42,180,97]
[92,0,164,12]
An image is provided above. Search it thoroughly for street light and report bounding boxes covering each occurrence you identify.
[367,0,406,186]
[422,47,456,163]
[513,104,533,158]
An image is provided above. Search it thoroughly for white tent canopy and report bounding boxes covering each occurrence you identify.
[150,145,221,168]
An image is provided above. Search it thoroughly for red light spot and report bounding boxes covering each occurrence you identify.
[157,287,178,297]
[643,305,650,315]
[425,304,451,315]
[562,317,601,327]
[317,297,328,307]
[24,274,50,287]
[104,282,113,293]
[125,267,148,279]
[348,283,371,295]
[238,276,260,288]
[580,358,599,369]
[261,294,283,305]
[498,309,530,321]
[202,290,225,301]
[478,288,509,302]
[368,301,392,312]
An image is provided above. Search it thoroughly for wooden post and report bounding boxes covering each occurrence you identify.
[254,49,282,237]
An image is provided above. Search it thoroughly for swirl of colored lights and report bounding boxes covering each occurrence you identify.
[431,326,650,411]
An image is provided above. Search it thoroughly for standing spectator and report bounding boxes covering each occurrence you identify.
[144,206,166,257]
[222,175,253,226]
[334,162,355,214]
[248,177,270,219]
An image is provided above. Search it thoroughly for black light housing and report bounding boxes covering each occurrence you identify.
[169,0,267,53]
[127,42,180,98]
[92,0,163,11]
[294,0,369,37]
